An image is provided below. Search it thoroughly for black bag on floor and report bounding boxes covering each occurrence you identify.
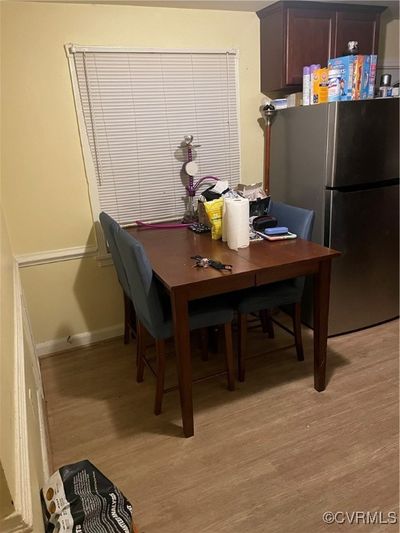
[41,460,134,532]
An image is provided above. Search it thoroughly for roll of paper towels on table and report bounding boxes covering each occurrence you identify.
[222,199,228,242]
[223,198,250,250]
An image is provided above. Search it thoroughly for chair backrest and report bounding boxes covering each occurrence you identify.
[99,212,130,297]
[269,201,314,240]
[269,201,315,291]
[114,227,166,337]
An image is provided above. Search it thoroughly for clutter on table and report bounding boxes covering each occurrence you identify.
[196,181,272,250]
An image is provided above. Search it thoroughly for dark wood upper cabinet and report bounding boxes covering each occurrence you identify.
[334,10,381,57]
[286,7,335,86]
[258,1,385,95]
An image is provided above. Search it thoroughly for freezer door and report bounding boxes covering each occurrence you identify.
[269,104,329,244]
[326,184,399,335]
[327,99,399,188]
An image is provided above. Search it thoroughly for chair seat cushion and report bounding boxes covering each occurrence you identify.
[188,296,235,330]
[145,293,235,340]
[236,280,303,314]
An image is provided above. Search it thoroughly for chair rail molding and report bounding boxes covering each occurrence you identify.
[16,244,98,268]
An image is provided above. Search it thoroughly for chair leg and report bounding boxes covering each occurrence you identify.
[200,328,209,361]
[129,299,137,339]
[123,292,137,342]
[208,326,219,353]
[238,313,247,382]
[123,292,131,344]
[154,339,166,415]
[136,321,145,382]
[260,309,275,338]
[223,322,235,391]
[293,302,304,362]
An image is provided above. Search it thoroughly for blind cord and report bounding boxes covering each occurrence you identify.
[82,52,102,186]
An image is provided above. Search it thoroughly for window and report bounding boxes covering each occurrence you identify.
[67,45,240,230]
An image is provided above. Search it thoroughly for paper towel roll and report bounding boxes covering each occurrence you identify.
[222,199,229,242]
[223,197,250,250]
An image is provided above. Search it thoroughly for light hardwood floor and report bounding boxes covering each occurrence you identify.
[41,316,399,533]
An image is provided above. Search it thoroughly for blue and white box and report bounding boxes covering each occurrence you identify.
[328,55,356,102]
[368,55,378,99]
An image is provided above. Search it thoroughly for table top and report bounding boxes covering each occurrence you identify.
[126,226,340,298]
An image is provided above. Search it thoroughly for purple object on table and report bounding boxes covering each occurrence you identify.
[135,221,191,229]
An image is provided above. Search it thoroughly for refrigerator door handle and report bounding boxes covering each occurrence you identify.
[325,103,338,189]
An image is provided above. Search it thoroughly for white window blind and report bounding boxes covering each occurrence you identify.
[69,46,240,225]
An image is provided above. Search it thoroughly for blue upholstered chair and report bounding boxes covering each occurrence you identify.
[237,201,315,381]
[99,212,136,344]
[114,224,235,415]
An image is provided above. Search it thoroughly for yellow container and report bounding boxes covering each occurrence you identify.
[312,68,329,104]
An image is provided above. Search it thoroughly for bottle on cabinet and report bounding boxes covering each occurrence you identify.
[302,66,311,106]
[379,74,393,98]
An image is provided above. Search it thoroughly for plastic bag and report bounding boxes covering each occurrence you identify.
[41,460,134,532]
[249,196,271,217]
[203,198,224,240]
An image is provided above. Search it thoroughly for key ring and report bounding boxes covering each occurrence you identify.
[191,256,232,272]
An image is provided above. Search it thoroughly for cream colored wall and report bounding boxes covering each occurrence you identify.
[20,258,123,343]
[379,8,399,65]
[2,1,262,345]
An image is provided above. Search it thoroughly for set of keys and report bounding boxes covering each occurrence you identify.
[191,255,232,272]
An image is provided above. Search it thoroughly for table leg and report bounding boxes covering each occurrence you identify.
[171,289,194,437]
[313,259,332,392]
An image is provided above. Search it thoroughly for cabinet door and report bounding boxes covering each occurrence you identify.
[286,7,335,86]
[260,6,284,94]
[334,10,381,56]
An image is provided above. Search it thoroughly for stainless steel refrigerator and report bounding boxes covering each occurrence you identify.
[269,98,399,335]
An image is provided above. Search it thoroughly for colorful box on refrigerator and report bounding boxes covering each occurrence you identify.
[368,55,378,99]
[360,55,371,100]
[312,68,329,104]
[352,55,364,100]
[352,55,373,100]
[328,55,356,102]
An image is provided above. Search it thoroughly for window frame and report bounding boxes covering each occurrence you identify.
[65,44,241,262]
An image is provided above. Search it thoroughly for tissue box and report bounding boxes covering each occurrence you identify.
[287,92,303,107]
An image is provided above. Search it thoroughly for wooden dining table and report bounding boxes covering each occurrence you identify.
[126,226,340,438]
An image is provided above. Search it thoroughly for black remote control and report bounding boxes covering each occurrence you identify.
[188,223,211,234]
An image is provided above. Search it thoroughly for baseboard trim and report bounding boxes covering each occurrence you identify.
[0,511,32,533]
[16,244,98,268]
[36,324,124,357]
